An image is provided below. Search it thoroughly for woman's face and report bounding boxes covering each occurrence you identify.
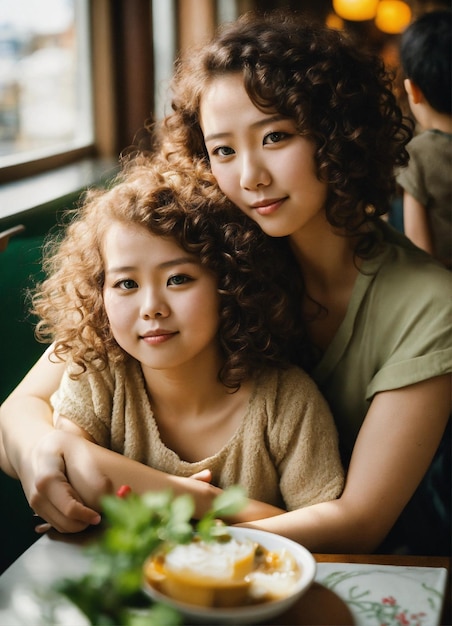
[200,73,328,239]
[102,221,221,375]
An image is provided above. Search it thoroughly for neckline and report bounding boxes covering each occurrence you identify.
[427,128,452,139]
[138,365,262,466]
[312,247,388,383]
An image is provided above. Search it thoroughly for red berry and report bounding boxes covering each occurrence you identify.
[117,485,132,498]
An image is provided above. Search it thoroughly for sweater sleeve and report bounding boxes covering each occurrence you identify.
[269,368,344,510]
[51,365,114,447]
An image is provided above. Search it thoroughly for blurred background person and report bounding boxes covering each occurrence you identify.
[397,9,452,269]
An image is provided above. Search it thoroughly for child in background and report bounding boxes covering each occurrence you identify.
[397,10,452,268]
[23,157,343,523]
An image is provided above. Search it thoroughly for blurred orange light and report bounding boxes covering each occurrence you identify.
[332,0,379,21]
[326,12,345,29]
[375,0,412,33]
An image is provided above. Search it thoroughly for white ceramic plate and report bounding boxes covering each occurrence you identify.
[142,526,316,625]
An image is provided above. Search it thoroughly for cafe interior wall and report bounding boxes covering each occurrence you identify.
[0,210,77,575]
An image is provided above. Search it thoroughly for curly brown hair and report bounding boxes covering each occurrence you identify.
[32,157,306,389]
[159,11,413,258]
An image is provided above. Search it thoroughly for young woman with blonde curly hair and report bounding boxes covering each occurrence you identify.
[2,158,343,527]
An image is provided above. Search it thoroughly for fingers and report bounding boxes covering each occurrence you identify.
[32,501,100,534]
[190,469,212,483]
[30,475,101,533]
[35,522,52,534]
[32,513,51,534]
[23,430,104,533]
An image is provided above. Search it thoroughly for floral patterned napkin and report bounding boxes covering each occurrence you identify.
[316,563,448,626]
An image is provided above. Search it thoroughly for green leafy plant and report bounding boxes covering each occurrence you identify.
[57,486,247,625]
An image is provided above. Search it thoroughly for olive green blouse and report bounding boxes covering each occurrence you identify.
[312,222,452,463]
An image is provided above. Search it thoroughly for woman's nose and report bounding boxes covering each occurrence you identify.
[240,155,271,190]
[140,290,170,319]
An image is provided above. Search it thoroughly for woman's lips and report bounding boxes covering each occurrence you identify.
[141,330,177,345]
[251,198,286,216]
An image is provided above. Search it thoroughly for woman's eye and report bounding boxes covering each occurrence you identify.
[264,131,288,145]
[212,145,235,157]
[168,274,192,286]
[115,279,138,290]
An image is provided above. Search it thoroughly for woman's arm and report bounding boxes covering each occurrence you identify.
[0,347,65,477]
[0,348,103,532]
[53,415,285,525]
[239,374,451,553]
[0,350,284,533]
[56,431,285,522]
[403,190,434,256]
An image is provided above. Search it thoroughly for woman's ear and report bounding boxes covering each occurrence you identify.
[404,78,423,104]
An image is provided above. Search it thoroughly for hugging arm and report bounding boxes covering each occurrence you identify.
[2,348,449,548]
[0,350,284,534]
[239,374,451,553]
[54,415,285,525]
[0,348,102,532]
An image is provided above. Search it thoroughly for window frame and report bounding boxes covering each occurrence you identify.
[0,0,155,185]
[0,0,254,186]
[0,0,98,184]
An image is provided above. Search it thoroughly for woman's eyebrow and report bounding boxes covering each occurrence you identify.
[105,265,136,275]
[204,115,285,143]
[158,256,199,270]
[106,257,199,275]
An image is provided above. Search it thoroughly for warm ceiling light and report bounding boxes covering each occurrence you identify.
[332,0,379,21]
[375,0,412,33]
[326,12,345,29]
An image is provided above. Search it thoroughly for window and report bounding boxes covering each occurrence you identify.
[152,0,176,120]
[0,0,252,184]
[0,0,93,176]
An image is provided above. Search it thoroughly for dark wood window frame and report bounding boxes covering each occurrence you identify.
[0,0,154,185]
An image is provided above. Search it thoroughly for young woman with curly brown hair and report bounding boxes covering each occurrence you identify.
[158,12,451,555]
[1,12,450,555]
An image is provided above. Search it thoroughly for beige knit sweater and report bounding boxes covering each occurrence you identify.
[51,359,344,510]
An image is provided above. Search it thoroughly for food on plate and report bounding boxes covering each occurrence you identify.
[143,532,301,608]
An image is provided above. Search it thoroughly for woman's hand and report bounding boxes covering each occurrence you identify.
[23,430,103,533]
[0,351,101,532]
